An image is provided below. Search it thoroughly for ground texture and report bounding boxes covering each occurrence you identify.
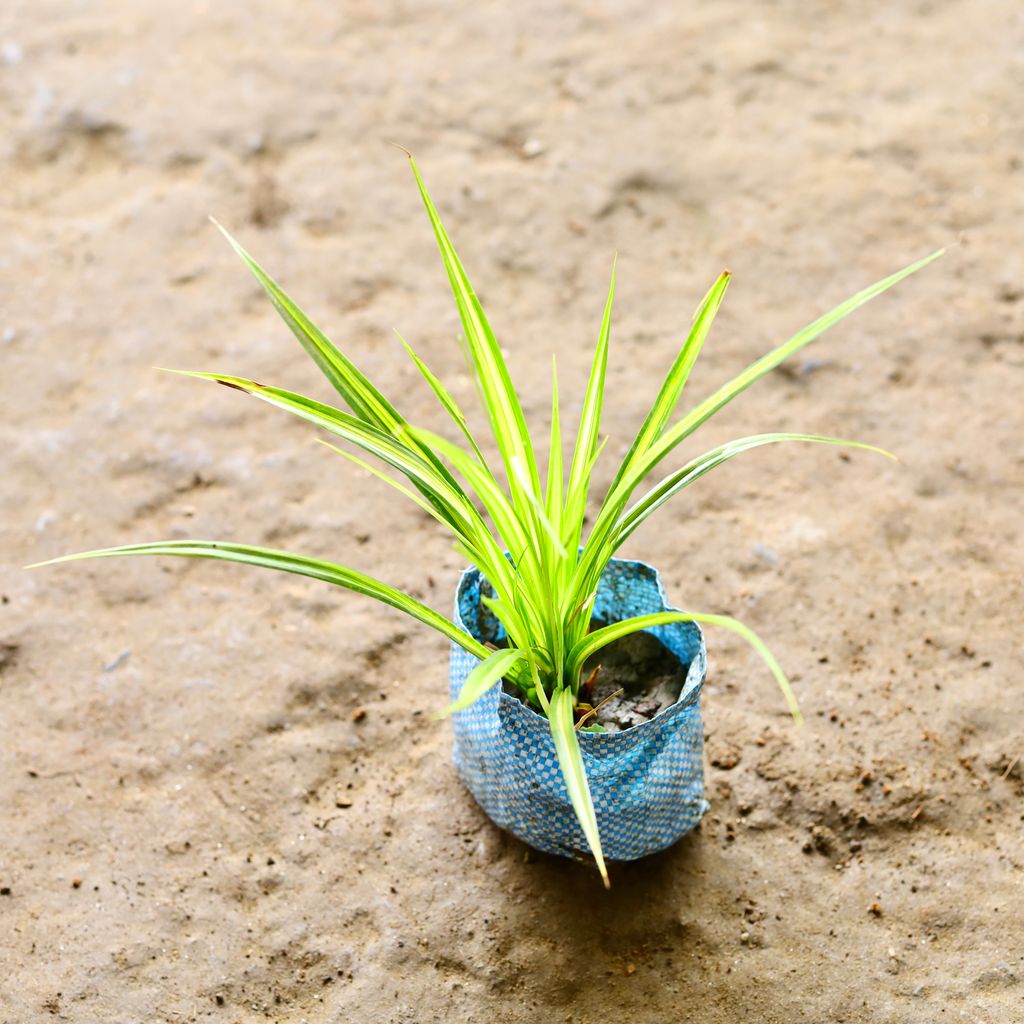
[2,2,1022,1022]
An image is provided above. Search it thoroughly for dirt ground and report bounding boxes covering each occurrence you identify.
[2,2,1022,1022]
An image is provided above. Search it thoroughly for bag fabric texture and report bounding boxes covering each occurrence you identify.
[449,556,708,862]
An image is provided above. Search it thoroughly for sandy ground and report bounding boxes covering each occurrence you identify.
[2,2,1023,1021]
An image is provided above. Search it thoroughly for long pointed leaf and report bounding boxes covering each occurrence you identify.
[627,249,944,494]
[316,439,445,523]
[614,433,894,546]
[608,270,730,495]
[568,611,801,724]
[408,426,529,559]
[160,369,493,555]
[396,331,488,465]
[513,454,568,561]
[213,219,401,429]
[408,157,542,509]
[574,249,943,611]
[213,220,457,486]
[545,355,564,553]
[436,647,528,717]
[29,540,500,665]
[548,686,609,887]
[564,262,616,550]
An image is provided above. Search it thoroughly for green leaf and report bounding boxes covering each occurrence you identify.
[568,271,728,613]
[607,270,730,496]
[396,331,488,465]
[614,432,895,547]
[435,647,528,718]
[317,436,544,646]
[545,355,564,559]
[28,540,499,665]
[212,219,403,431]
[548,686,609,888]
[315,439,445,524]
[568,611,801,725]
[159,370,515,585]
[626,249,944,492]
[512,453,568,561]
[408,426,530,562]
[573,250,942,616]
[407,157,542,516]
[212,220,463,497]
[564,261,616,553]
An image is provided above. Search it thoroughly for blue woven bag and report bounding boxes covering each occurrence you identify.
[449,556,709,862]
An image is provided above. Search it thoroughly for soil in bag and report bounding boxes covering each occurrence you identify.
[502,620,688,734]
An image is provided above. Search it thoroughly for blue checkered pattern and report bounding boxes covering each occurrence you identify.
[448,557,708,862]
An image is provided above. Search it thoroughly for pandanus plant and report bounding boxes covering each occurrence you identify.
[33,158,941,884]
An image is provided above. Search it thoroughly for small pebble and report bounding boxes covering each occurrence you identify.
[751,543,779,565]
[103,650,131,673]
[351,707,366,723]
[799,357,831,377]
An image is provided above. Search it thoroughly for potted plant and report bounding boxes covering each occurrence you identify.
[33,158,941,887]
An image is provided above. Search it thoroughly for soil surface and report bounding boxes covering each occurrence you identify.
[2,3,1023,1023]
[582,622,689,732]
[502,622,688,731]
